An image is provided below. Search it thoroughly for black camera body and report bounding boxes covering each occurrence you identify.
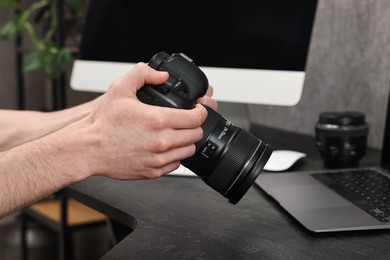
[137,52,208,109]
[137,52,272,204]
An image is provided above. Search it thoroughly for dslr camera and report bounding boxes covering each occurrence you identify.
[137,52,272,204]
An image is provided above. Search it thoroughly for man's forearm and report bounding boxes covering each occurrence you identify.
[0,98,99,152]
[0,120,94,218]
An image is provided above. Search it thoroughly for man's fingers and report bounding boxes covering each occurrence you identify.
[206,85,214,96]
[113,63,169,93]
[150,103,207,130]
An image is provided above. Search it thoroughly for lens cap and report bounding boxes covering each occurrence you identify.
[318,111,366,126]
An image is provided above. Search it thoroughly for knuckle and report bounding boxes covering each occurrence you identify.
[146,169,164,179]
[196,127,204,141]
[188,144,197,157]
[193,111,204,127]
[154,137,172,152]
[151,154,168,168]
[143,111,165,129]
[153,116,165,129]
[198,107,208,125]
[134,62,149,72]
[108,78,122,92]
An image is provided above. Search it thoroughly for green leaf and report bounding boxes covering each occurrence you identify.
[23,46,72,80]
[23,43,72,79]
[0,12,30,40]
[44,46,72,80]
[2,0,75,80]
[0,0,20,9]
[23,51,44,73]
[0,20,18,40]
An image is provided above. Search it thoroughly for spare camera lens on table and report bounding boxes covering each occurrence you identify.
[315,111,369,169]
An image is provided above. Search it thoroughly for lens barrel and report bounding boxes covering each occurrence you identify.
[182,106,273,204]
[315,111,369,168]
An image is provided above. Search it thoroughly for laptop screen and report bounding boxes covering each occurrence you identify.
[381,87,390,169]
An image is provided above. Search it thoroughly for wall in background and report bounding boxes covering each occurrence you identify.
[0,2,49,111]
[249,0,390,149]
[0,9,18,109]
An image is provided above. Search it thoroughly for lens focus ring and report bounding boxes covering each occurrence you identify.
[205,129,260,193]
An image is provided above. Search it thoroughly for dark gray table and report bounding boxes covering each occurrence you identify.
[63,125,390,259]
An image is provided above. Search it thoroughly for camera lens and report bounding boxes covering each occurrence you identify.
[315,111,369,168]
[182,106,273,204]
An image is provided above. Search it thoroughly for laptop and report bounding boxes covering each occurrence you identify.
[255,91,390,233]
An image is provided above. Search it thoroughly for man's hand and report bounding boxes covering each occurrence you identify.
[197,85,218,111]
[0,62,213,218]
[81,63,208,180]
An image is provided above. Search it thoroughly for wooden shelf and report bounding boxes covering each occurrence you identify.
[29,198,107,226]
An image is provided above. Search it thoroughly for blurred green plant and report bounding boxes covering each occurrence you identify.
[0,0,84,80]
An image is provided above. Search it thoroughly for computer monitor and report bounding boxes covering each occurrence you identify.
[70,0,318,127]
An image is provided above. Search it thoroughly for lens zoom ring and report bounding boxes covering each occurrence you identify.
[206,129,260,193]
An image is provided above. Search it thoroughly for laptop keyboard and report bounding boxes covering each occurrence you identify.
[312,168,390,222]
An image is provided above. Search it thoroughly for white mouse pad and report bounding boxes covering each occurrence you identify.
[264,150,306,172]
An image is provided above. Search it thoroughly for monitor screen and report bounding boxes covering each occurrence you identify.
[71,0,318,106]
